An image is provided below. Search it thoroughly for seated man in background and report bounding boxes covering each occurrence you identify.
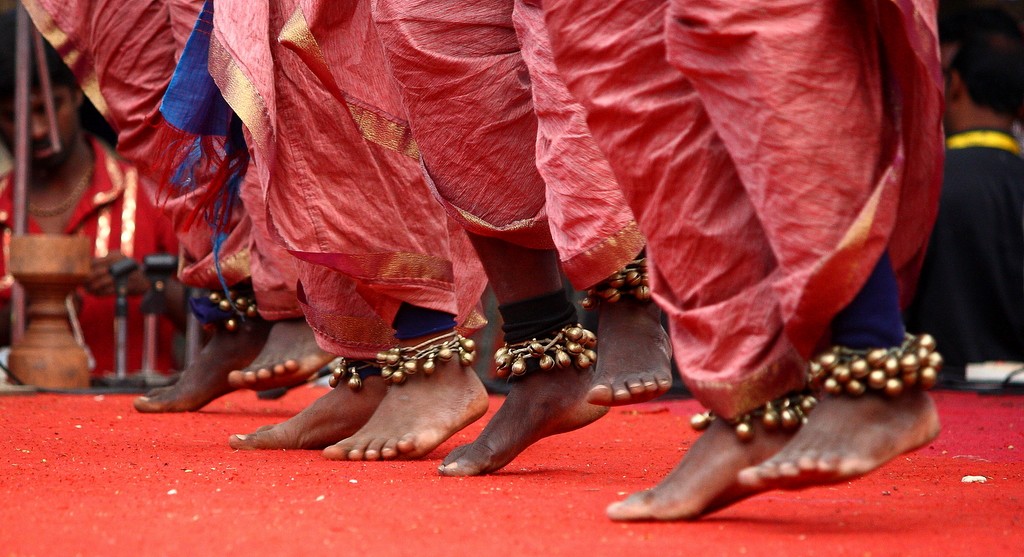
[0,26,185,379]
[906,12,1024,378]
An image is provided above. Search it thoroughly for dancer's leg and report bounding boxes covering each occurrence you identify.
[738,255,940,489]
[323,304,489,461]
[512,1,672,405]
[438,234,607,475]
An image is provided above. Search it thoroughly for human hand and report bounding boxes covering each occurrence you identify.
[85,252,148,297]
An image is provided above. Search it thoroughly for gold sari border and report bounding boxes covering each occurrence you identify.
[560,220,646,290]
[179,247,252,289]
[301,304,397,358]
[278,7,328,76]
[251,289,303,320]
[344,100,420,160]
[207,34,273,156]
[690,343,808,420]
[288,250,455,287]
[457,308,488,337]
[20,0,110,118]
[277,7,420,160]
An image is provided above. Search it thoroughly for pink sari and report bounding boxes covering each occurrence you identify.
[209,0,487,357]
[545,0,944,417]
[22,0,304,319]
[370,0,646,288]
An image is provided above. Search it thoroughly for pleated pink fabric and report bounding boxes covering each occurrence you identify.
[545,0,944,417]
[22,0,304,319]
[210,0,487,357]
[371,0,645,288]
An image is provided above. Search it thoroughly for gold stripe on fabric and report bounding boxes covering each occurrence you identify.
[217,248,252,284]
[693,346,808,419]
[279,7,322,65]
[345,252,454,285]
[305,311,397,354]
[119,168,138,259]
[20,0,110,118]
[833,183,882,266]
[946,130,1021,155]
[1,228,13,290]
[276,7,344,102]
[276,7,420,159]
[186,248,252,288]
[250,289,303,320]
[345,102,420,160]
[562,221,647,289]
[207,35,272,155]
[456,309,488,337]
[456,207,541,235]
[94,206,111,258]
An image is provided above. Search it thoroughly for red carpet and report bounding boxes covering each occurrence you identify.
[1,389,1021,556]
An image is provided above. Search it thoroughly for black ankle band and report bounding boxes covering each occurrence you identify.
[498,289,578,344]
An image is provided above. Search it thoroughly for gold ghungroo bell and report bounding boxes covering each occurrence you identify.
[808,333,942,397]
[205,288,258,332]
[581,257,651,309]
[375,332,476,386]
[494,324,598,379]
[689,391,817,442]
[328,357,381,391]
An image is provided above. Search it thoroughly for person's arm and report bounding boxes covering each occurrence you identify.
[84,251,148,297]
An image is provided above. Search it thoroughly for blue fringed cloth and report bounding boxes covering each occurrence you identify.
[150,0,248,293]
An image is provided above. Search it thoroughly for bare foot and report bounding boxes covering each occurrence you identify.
[736,390,940,490]
[439,363,609,476]
[607,418,794,521]
[229,377,387,450]
[133,319,272,413]
[322,334,489,461]
[587,299,673,406]
[227,319,334,391]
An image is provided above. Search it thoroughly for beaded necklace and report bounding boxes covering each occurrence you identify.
[28,164,94,218]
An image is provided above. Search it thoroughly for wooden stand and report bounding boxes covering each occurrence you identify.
[7,235,91,389]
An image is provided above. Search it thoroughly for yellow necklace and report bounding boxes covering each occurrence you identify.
[945,130,1021,155]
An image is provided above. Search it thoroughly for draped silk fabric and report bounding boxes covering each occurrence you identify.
[370,0,645,288]
[209,0,487,357]
[545,0,944,417]
[21,0,304,320]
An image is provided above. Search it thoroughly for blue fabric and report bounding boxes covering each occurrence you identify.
[831,253,906,349]
[158,0,246,297]
[392,303,457,340]
[160,1,231,136]
[351,362,383,379]
[189,296,235,325]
